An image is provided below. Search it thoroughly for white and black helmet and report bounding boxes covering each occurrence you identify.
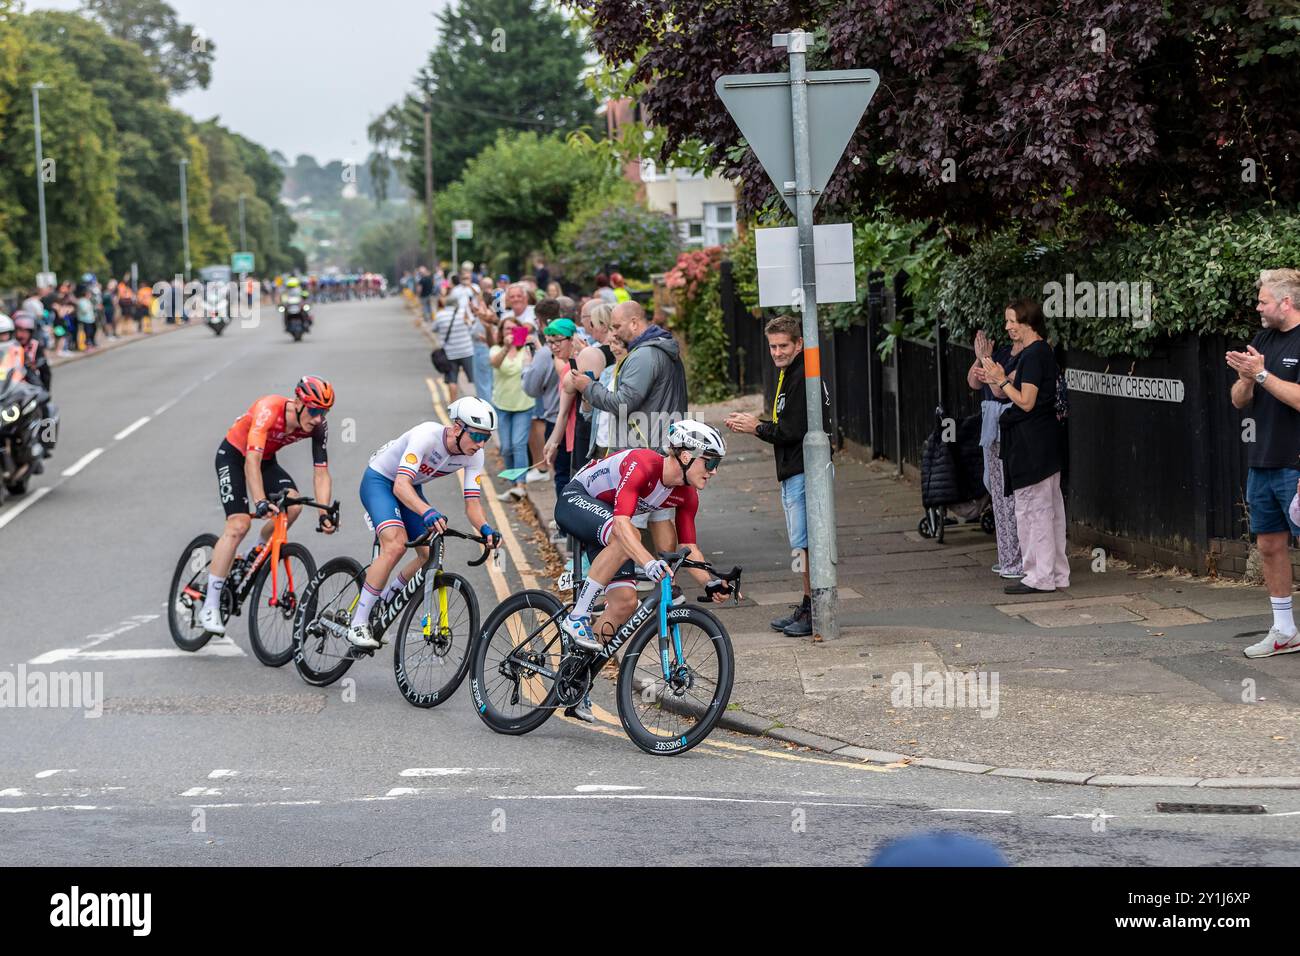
[448,396,498,432]
[664,419,726,458]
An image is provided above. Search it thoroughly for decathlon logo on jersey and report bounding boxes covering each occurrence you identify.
[50,886,151,936]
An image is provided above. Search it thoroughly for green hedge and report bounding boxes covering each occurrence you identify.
[936,207,1300,356]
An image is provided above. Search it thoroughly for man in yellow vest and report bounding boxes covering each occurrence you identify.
[723,314,832,638]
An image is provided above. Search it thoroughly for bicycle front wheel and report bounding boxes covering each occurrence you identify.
[249,542,316,667]
[469,589,566,735]
[617,605,734,756]
[168,533,220,651]
[293,556,365,686]
[393,571,480,708]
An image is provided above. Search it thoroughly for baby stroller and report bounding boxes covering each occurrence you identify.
[918,406,994,543]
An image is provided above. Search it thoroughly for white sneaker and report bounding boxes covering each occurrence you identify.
[991,563,1002,574]
[524,467,548,483]
[561,614,602,652]
[347,622,380,649]
[496,486,525,501]
[1244,627,1300,659]
[999,568,1026,579]
[198,605,226,636]
[565,693,595,723]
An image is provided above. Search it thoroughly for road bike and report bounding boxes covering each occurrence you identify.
[292,527,490,707]
[168,491,340,666]
[468,547,741,755]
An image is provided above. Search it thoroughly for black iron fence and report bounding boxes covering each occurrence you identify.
[715,259,1256,572]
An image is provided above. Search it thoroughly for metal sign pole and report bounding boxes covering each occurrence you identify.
[777,29,839,641]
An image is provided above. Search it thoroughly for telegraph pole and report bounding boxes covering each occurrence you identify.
[422,87,436,271]
[178,157,192,282]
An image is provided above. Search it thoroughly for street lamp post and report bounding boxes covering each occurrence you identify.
[178,157,192,283]
[238,193,247,251]
[31,83,50,280]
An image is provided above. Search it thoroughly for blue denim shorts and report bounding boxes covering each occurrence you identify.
[1247,467,1300,535]
[780,472,808,550]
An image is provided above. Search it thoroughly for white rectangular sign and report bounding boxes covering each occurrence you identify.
[1065,369,1185,403]
[453,219,474,240]
[755,223,855,307]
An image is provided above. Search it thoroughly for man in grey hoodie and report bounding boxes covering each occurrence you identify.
[570,300,687,452]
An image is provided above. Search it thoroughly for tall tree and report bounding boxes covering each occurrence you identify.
[81,0,215,94]
[370,0,596,201]
[432,131,616,272]
[576,0,1300,237]
[0,6,120,287]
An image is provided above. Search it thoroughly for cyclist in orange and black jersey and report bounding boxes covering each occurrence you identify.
[198,376,338,635]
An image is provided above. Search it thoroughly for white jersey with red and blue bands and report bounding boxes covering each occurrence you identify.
[368,421,484,498]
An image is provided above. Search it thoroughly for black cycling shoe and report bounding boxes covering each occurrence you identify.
[771,596,810,631]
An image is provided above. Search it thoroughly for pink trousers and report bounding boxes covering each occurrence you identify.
[1013,471,1070,590]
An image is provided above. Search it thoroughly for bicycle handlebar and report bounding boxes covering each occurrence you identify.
[404,526,493,567]
[650,549,743,605]
[264,492,341,531]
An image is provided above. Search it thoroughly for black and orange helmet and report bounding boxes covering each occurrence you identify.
[295,375,335,410]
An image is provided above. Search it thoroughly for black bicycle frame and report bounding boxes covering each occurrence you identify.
[367,536,446,642]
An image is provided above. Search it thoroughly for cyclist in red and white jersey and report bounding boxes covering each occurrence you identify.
[555,419,735,663]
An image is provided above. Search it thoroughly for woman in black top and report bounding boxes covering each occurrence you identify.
[981,299,1069,594]
[969,325,1025,580]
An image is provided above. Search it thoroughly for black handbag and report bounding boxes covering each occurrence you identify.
[430,346,452,374]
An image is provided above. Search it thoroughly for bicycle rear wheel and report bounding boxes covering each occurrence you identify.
[168,533,221,651]
[617,605,734,756]
[468,590,566,735]
[249,542,316,667]
[393,571,480,708]
[293,556,364,686]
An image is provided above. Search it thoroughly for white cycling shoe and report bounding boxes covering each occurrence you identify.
[198,605,226,636]
[562,614,602,652]
[347,622,380,650]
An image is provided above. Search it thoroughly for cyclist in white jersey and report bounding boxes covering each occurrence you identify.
[352,397,502,648]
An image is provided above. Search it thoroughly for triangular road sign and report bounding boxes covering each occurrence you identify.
[716,69,879,215]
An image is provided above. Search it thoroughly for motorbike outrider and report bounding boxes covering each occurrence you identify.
[279,297,311,342]
[0,365,58,502]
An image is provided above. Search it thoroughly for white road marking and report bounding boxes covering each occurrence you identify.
[27,614,161,664]
[386,787,421,797]
[34,770,74,779]
[113,416,150,441]
[181,787,222,797]
[61,448,103,477]
[574,785,644,793]
[0,486,51,530]
[0,788,26,797]
[399,767,504,777]
[928,808,1015,815]
[48,643,245,662]
[488,794,886,809]
[190,800,322,809]
[208,769,239,779]
[0,805,101,813]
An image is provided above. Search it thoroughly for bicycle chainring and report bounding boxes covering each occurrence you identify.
[555,655,591,707]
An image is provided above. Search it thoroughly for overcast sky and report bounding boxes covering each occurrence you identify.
[34,0,452,163]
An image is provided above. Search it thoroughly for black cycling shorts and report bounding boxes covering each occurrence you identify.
[554,480,635,581]
[215,439,296,517]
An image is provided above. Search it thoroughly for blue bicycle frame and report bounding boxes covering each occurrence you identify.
[658,576,685,682]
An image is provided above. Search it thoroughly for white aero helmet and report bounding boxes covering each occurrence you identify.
[664,419,726,458]
[448,396,498,432]
[0,314,13,335]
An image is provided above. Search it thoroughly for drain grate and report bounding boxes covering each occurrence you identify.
[1155,802,1266,815]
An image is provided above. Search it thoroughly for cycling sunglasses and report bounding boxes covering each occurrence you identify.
[701,456,722,472]
[467,429,493,443]
[305,407,327,419]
